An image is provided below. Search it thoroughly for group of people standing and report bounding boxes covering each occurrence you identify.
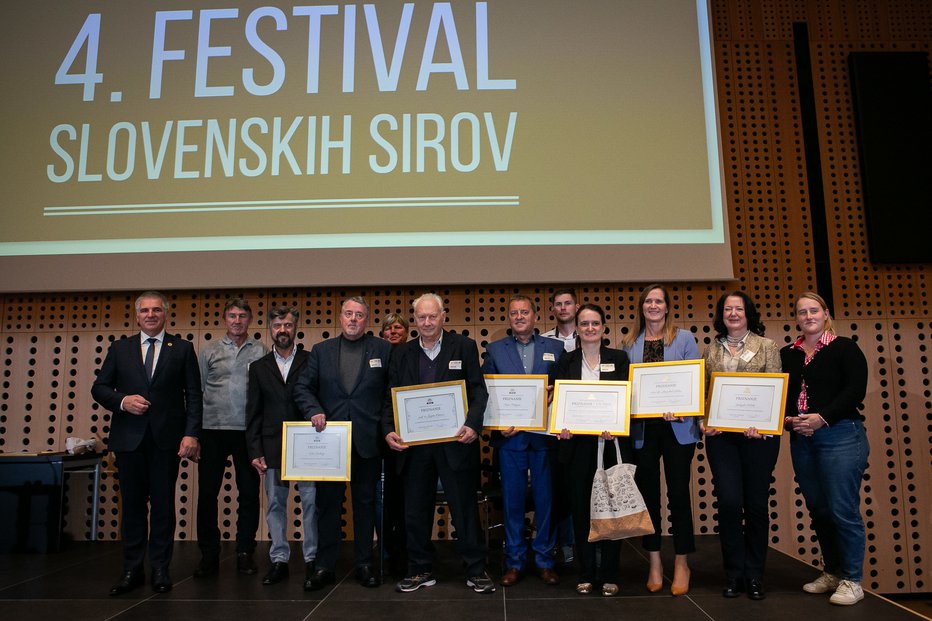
[91,284,870,607]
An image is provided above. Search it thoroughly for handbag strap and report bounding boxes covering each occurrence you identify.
[596,437,624,469]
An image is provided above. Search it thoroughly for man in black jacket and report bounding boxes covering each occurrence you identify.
[384,293,494,594]
[245,306,318,587]
[91,291,202,596]
[293,297,393,589]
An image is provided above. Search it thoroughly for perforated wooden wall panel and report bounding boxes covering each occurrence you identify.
[0,0,930,595]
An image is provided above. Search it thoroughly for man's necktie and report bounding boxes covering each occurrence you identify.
[144,337,157,380]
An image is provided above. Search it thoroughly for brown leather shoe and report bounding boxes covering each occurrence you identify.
[539,568,560,585]
[500,568,522,586]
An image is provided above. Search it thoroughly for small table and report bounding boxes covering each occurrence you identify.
[0,452,102,553]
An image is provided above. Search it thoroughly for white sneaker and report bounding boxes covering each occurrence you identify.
[803,572,840,594]
[829,580,864,605]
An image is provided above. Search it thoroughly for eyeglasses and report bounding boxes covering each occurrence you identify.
[342,311,366,319]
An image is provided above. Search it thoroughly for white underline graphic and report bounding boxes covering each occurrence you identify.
[44,196,520,216]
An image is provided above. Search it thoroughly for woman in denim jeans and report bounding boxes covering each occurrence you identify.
[781,292,869,606]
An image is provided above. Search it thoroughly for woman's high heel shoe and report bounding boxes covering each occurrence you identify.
[671,566,691,596]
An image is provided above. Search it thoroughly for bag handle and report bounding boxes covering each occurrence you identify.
[596,437,624,469]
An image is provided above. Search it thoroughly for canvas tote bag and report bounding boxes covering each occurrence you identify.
[588,438,654,542]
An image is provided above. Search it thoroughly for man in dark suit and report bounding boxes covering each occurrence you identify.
[245,306,319,588]
[384,293,494,594]
[91,291,202,596]
[293,296,392,590]
[481,295,565,587]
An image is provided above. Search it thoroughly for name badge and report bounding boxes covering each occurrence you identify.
[542,352,556,362]
[600,363,615,372]
[449,360,462,370]
[740,350,756,363]
[369,358,382,368]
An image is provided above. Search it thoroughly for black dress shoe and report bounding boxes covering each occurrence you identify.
[151,568,173,593]
[109,570,144,596]
[237,552,258,575]
[305,568,336,591]
[747,578,765,600]
[193,556,219,578]
[356,565,380,588]
[262,562,289,585]
[723,577,744,598]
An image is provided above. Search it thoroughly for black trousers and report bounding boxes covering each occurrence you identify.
[196,429,260,557]
[634,421,696,554]
[316,447,382,570]
[380,448,406,567]
[565,437,634,584]
[114,429,180,572]
[705,432,780,580]
[402,444,486,577]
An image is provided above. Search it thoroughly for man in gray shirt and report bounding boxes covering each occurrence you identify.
[195,298,268,577]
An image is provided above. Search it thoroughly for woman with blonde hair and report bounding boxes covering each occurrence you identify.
[621,284,700,596]
[781,292,869,606]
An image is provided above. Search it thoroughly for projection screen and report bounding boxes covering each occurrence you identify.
[0,0,731,291]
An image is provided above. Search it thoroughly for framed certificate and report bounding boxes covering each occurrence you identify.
[629,359,705,418]
[281,421,352,481]
[706,372,789,435]
[483,374,548,431]
[391,380,468,446]
[549,380,631,436]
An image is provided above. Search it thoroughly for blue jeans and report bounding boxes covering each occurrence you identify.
[264,469,318,564]
[499,445,555,570]
[790,419,869,581]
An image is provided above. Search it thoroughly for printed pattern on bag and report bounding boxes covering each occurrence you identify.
[588,438,656,542]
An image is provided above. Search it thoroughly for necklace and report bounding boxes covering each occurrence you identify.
[725,331,749,347]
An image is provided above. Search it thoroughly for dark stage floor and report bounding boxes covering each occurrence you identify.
[0,536,925,621]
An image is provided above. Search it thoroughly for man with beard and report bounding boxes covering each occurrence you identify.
[245,306,318,586]
[541,288,579,352]
[539,287,579,564]
[195,298,267,577]
[293,297,393,590]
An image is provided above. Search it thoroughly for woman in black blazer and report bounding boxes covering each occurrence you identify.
[554,304,634,597]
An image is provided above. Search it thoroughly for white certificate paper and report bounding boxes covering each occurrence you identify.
[282,422,351,481]
[403,393,459,432]
[638,371,694,409]
[718,384,776,423]
[563,390,619,426]
[483,375,548,431]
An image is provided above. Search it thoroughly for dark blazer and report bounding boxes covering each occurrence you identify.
[293,335,393,460]
[553,346,632,465]
[481,333,564,449]
[780,336,868,425]
[244,348,310,470]
[91,333,202,452]
[383,330,489,472]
